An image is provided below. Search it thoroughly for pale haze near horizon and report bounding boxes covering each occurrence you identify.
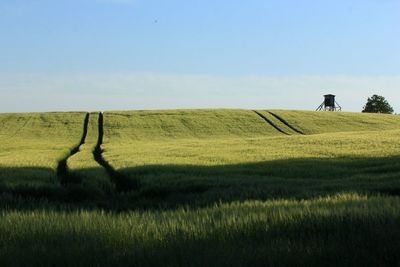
[0,0,399,113]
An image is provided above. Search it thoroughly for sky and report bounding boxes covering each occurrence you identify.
[0,0,399,112]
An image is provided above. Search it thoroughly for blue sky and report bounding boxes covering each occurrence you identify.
[0,0,399,112]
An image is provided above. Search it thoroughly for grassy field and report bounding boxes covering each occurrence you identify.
[1,109,400,266]
[267,109,400,134]
[2,194,400,267]
[67,112,113,196]
[102,110,400,207]
[102,109,284,141]
[0,112,86,192]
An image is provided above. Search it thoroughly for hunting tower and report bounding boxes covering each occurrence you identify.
[316,94,342,111]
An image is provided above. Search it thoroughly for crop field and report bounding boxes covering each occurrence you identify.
[67,112,113,195]
[1,109,400,266]
[0,112,86,192]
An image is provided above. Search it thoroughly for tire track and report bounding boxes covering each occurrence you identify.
[93,112,139,192]
[57,113,90,185]
[11,115,33,138]
[253,110,290,135]
[267,111,304,135]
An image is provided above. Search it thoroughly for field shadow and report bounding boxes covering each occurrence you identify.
[0,166,115,208]
[118,155,400,209]
[1,155,400,211]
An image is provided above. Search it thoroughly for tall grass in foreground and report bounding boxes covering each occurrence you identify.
[0,194,399,267]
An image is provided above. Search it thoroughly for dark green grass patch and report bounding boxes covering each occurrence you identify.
[1,194,400,267]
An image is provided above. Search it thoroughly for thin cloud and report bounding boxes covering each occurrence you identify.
[1,73,399,113]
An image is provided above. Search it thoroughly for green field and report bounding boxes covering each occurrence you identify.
[0,112,86,192]
[1,109,400,266]
[67,112,114,196]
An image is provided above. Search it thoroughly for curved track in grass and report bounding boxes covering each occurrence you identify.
[93,112,139,192]
[57,113,89,185]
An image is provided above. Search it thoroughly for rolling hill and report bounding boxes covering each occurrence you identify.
[1,109,400,266]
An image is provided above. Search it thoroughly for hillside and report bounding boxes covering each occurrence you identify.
[100,109,400,205]
[1,109,400,266]
[0,112,86,190]
[103,109,400,142]
[103,109,285,141]
[264,110,400,134]
[1,109,399,197]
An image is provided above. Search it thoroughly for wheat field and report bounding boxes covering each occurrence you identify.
[1,109,400,266]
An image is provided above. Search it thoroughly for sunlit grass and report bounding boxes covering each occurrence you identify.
[102,110,400,203]
[104,129,400,168]
[268,109,400,134]
[103,109,284,142]
[0,112,86,189]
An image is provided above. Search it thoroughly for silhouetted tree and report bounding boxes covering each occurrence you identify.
[362,94,394,114]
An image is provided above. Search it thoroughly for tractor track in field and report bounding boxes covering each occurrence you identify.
[267,111,305,135]
[253,110,290,135]
[93,112,139,192]
[11,115,33,137]
[57,113,89,185]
